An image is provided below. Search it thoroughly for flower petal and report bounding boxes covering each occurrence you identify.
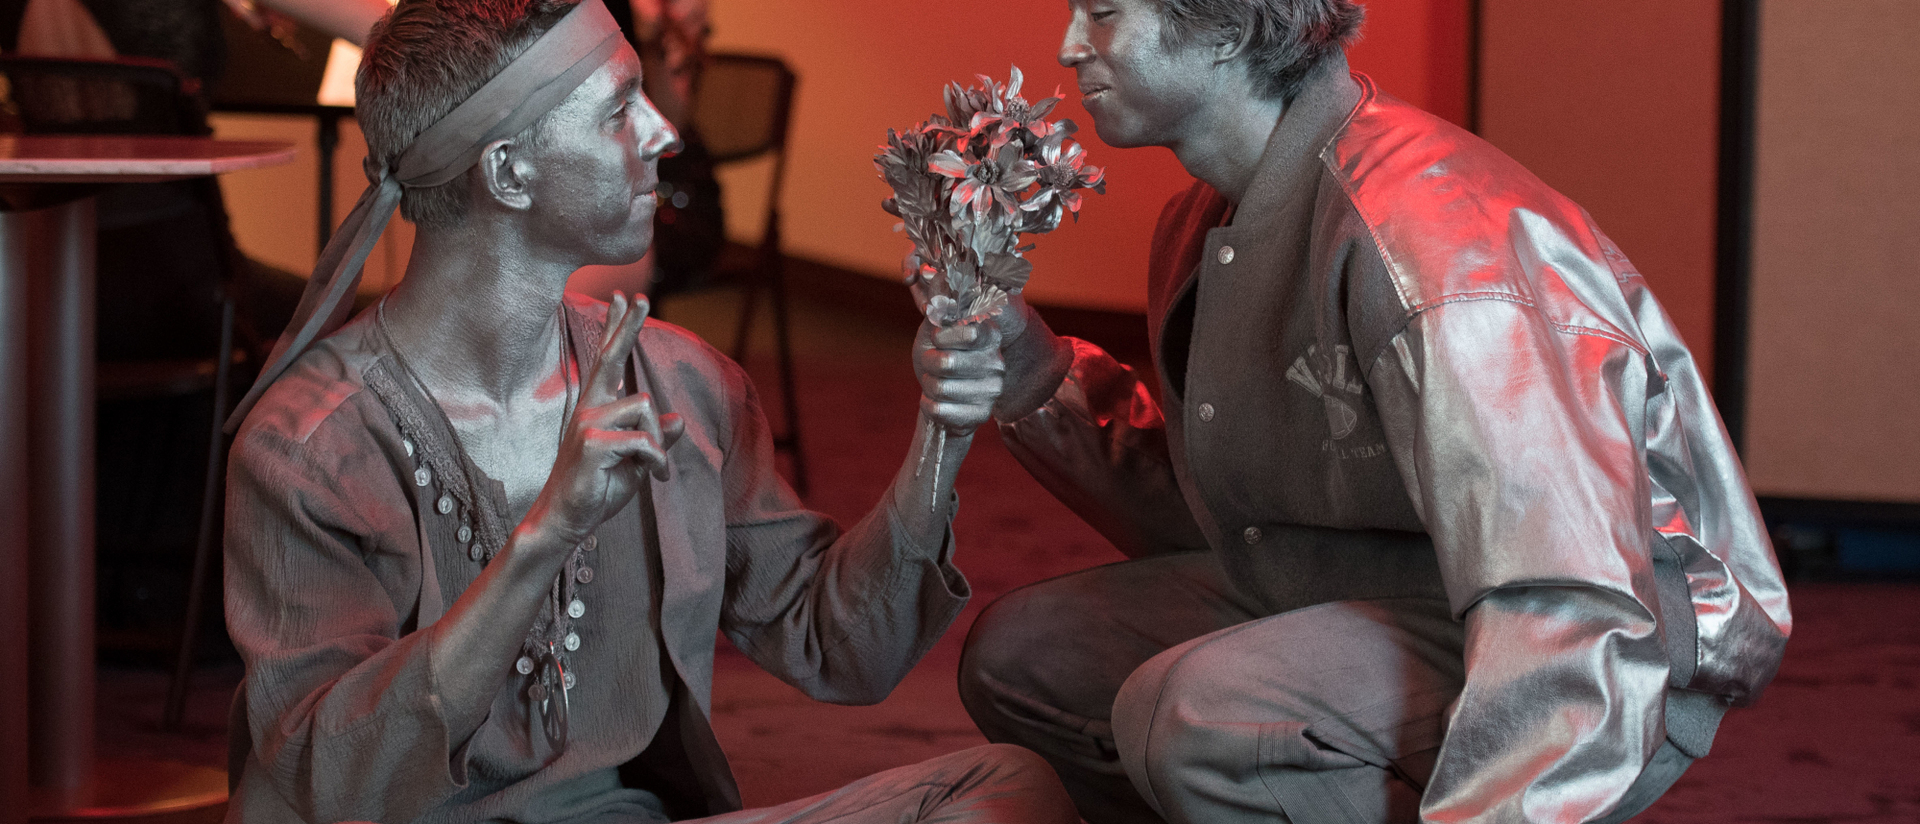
[928,151,971,178]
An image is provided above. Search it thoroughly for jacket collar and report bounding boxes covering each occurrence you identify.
[1147,52,1368,368]
[1226,51,1365,231]
[1144,53,1374,386]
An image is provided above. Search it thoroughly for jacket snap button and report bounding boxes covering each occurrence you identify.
[1198,402,1215,422]
[1243,526,1263,545]
[1217,245,1235,264]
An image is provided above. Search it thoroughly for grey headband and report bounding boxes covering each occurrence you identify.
[228,0,625,430]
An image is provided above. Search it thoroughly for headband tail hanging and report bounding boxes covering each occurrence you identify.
[225,177,401,432]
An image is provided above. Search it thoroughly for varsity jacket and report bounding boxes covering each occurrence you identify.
[998,53,1791,822]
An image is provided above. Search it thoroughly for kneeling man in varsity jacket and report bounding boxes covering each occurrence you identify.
[959,0,1793,822]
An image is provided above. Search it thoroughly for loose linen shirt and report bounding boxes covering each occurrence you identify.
[225,294,969,823]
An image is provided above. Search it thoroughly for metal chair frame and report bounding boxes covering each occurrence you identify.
[688,53,808,495]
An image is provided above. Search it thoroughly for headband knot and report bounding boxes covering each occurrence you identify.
[229,0,626,431]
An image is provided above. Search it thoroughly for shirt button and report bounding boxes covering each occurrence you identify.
[1198,402,1215,422]
[515,655,535,675]
[562,670,577,690]
[457,524,473,544]
[567,599,586,619]
[582,535,598,552]
[468,543,485,562]
[402,438,415,457]
[575,566,594,584]
[436,495,454,515]
[1243,526,1263,545]
[1217,245,1235,264]
[414,466,431,487]
[564,632,581,652]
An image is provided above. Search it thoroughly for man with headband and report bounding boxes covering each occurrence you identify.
[220,1,1074,822]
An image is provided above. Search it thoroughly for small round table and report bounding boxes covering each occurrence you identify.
[0,135,295,823]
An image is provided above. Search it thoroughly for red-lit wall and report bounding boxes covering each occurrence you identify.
[1476,0,1722,378]
[705,0,1474,312]
[213,1,1726,338]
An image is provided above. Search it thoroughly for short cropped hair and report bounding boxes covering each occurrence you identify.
[1157,0,1364,102]
[356,0,576,229]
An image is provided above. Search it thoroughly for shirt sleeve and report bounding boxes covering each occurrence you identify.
[225,418,474,823]
[711,360,969,705]
[1366,297,1674,823]
[995,337,1210,559]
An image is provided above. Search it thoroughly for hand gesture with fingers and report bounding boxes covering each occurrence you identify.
[526,293,685,548]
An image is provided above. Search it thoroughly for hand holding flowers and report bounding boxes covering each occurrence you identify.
[877,67,1106,503]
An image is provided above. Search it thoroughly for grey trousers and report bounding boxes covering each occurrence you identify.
[697,744,1079,824]
[957,551,1693,824]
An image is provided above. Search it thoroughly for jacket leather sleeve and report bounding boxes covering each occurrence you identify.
[225,416,475,824]
[996,337,1211,559]
[1367,297,1675,822]
[713,359,969,705]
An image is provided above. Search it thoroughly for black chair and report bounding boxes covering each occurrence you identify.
[0,55,248,731]
[678,53,808,495]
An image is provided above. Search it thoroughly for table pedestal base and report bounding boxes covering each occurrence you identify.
[29,759,226,824]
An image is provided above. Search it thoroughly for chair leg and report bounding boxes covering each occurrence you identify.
[729,265,762,364]
[728,250,807,497]
[767,258,807,496]
[163,296,234,731]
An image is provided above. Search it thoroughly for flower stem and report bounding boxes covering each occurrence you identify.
[913,418,946,512]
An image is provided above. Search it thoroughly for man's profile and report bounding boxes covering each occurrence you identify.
[221,1,1073,821]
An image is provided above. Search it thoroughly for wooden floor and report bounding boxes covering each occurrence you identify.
[103,284,1920,822]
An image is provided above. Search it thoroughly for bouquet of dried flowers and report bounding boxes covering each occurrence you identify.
[877,66,1106,327]
[875,66,1106,499]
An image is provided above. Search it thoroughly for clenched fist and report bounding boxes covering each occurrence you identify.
[914,319,1005,434]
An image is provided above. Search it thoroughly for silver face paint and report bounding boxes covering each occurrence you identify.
[523,46,679,268]
[1058,0,1218,149]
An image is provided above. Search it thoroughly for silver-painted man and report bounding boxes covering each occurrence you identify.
[962,1,1792,821]
[221,1,1075,821]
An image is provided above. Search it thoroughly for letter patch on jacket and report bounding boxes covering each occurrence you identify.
[1288,344,1387,459]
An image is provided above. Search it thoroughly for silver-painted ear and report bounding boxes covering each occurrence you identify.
[1216,22,1251,63]
[480,137,535,211]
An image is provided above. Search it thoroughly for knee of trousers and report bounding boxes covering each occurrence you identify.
[1109,629,1323,820]
[944,744,1080,823]
[957,584,1071,721]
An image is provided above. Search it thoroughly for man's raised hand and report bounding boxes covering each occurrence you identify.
[525,292,685,548]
